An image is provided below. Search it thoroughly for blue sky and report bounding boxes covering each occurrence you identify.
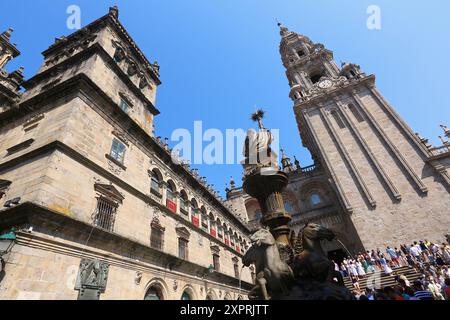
[2,0,450,197]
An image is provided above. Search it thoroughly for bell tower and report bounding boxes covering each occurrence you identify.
[279,23,450,250]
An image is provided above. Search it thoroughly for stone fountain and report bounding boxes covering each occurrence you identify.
[241,110,352,300]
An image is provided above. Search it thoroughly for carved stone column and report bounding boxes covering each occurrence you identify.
[243,167,293,259]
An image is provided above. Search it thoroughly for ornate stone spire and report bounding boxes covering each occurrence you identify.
[281,148,294,173]
[440,125,450,139]
[439,136,449,146]
[109,5,119,19]
[277,20,290,37]
[0,27,20,70]
[230,176,236,190]
[1,27,13,40]
[293,156,301,171]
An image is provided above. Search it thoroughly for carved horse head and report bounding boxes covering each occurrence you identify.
[299,223,335,255]
[242,228,276,270]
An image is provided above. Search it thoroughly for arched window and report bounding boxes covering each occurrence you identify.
[144,286,164,300]
[217,219,224,240]
[310,193,322,206]
[166,180,177,213]
[150,169,162,196]
[191,199,199,227]
[284,201,293,213]
[297,50,305,57]
[181,291,191,300]
[209,213,217,237]
[310,73,324,84]
[179,190,189,216]
[150,217,165,251]
[201,207,208,232]
[224,226,230,246]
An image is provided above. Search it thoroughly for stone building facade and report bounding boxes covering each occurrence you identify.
[0,7,252,300]
[227,24,450,260]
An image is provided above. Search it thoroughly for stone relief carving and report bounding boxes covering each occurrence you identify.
[107,159,124,175]
[75,258,109,292]
[135,271,142,285]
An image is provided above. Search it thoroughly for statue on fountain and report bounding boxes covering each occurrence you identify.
[242,228,294,300]
[243,223,353,300]
[242,109,279,177]
[241,109,352,300]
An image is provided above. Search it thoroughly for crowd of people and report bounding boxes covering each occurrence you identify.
[333,236,450,300]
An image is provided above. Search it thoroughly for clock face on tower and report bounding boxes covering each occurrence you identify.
[318,79,333,89]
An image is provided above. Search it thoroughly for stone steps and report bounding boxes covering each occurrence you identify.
[342,266,422,291]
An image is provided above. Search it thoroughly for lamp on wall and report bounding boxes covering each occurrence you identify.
[0,229,16,256]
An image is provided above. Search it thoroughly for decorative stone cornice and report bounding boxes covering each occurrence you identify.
[293,74,376,109]
[175,226,191,240]
[94,183,125,204]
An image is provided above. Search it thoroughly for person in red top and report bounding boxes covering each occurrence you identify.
[384,286,405,300]
[444,279,450,300]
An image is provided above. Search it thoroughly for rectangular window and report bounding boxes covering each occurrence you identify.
[234,264,240,278]
[178,238,188,260]
[349,104,365,122]
[119,99,129,112]
[150,227,164,251]
[93,197,118,231]
[331,111,346,129]
[213,254,220,272]
[110,138,126,164]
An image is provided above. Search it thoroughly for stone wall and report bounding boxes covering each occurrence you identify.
[0,231,247,300]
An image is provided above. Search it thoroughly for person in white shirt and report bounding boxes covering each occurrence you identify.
[427,277,445,300]
[409,244,421,261]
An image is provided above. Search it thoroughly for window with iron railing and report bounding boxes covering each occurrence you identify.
[93,197,118,232]
[234,263,240,278]
[213,254,220,272]
[178,238,189,260]
[150,227,164,251]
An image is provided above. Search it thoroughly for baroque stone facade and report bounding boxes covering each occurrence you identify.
[227,24,450,259]
[0,7,252,300]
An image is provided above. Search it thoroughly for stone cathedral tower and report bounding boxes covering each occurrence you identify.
[279,23,450,250]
